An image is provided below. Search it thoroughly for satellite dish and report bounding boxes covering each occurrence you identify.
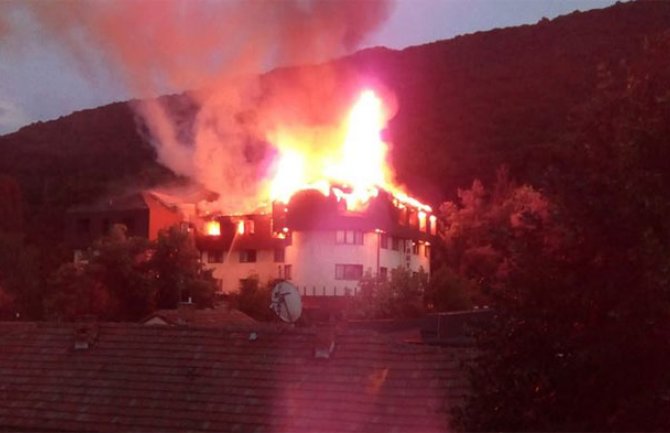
[271,281,302,323]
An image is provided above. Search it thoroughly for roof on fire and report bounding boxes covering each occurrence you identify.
[0,322,470,432]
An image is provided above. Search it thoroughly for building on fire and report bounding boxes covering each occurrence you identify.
[65,184,436,301]
[196,187,437,295]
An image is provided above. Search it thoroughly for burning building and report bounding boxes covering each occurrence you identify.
[195,89,437,296]
[65,89,436,299]
[196,187,436,295]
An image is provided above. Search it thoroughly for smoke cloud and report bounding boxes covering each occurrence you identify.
[0,0,393,213]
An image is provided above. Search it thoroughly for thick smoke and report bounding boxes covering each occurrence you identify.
[1,0,393,213]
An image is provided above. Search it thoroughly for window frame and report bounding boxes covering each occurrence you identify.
[335,264,364,281]
[239,249,257,263]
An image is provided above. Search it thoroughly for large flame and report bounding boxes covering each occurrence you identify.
[268,89,430,212]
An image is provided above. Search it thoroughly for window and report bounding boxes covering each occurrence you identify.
[284,264,292,280]
[274,247,285,263]
[208,250,223,263]
[392,237,402,251]
[336,230,364,245]
[425,244,431,258]
[379,267,388,280]
[335,264,363,280]
[412,242,419,255]
[239,249,257,263]
[380,233,388,249]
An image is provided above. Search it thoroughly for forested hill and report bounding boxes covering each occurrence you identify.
[2,0,670,232]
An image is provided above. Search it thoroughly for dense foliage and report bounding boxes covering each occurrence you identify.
[44,225,217,321]
[453,32,670,431]
[354,267,428,319]
[230,276,277,322]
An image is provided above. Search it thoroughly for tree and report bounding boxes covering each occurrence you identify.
[353,267,427,319]
[44,263,116,321]
[231,275,276,321]
[0,232,43,319]
[0,175,23,234]
[85,225,156,321]
[425,266,473,312]
[150,225,216,309]
[435,167,554,309]
[456,33,670,431]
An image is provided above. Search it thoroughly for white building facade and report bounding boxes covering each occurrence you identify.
[197,189,436,296]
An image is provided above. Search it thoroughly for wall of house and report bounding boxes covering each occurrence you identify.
[146,200,183,240]
[201,248,281,294]
[286,229,430,296]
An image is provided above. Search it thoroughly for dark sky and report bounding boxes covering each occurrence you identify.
[0,0,620,135]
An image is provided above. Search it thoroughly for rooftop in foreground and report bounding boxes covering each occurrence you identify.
[0,322,470,432]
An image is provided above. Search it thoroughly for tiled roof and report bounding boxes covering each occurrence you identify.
[142,305,257,327]
[0,322,470,432]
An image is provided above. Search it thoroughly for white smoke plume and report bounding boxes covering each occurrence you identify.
[0,0,393,213]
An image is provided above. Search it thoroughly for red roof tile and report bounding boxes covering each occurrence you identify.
[0,322,470,432]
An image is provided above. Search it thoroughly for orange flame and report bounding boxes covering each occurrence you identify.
[205,220,220,236]
[268,89,431,212]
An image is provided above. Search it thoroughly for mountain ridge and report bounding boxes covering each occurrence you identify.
[1,0,669,244]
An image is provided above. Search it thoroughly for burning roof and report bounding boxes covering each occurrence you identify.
[267,89,431,214]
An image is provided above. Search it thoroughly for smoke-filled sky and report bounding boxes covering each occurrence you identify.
[0,0,619,136]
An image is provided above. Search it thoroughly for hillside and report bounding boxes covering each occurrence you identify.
[1,0,670,243]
